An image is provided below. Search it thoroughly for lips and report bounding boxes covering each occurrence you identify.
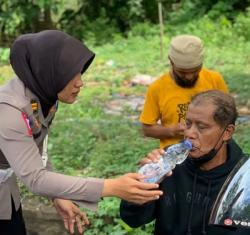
[72,90,80,96]
[188,142,200,151]
[185,140,197,150]
[191,146,200,151]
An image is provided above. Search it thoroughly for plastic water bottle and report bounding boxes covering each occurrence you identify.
[138,140,192,183]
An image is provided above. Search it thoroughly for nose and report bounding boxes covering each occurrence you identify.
[184,125,197,140]
[75,79,83,88]
[184,73,195,80]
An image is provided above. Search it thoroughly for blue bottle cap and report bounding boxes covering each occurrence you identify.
[182,139,192,149]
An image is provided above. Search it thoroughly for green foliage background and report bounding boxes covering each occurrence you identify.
[1,1,250,234]
[1,0,250,45]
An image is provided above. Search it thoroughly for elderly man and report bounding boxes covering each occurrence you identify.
[140,35,228,149]
[120,90,249,235]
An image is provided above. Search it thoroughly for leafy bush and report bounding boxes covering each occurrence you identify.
[234,8,250,40]
[168,0,250,24]
[128,22,159,38]
[59,9,119,46]
[85,198,154,235]
[234,122,250,155]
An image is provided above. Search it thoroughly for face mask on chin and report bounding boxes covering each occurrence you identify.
[172,70,199,88]
[190,128,227,166]
[190,148,219,166]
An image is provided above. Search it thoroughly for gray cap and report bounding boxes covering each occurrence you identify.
[169,35,204,69]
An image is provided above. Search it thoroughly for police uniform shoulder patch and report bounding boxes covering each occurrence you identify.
[21,112,32,136]
[31,100,38,113]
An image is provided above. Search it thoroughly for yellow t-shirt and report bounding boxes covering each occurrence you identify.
[140,68,228,148]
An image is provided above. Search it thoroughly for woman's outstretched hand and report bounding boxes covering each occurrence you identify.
[102,173,163,205]
[53,198,89,234]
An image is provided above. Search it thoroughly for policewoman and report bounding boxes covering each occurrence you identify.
[0,30,162,235]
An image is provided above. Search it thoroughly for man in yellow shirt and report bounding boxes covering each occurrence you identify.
[140,35,228,149]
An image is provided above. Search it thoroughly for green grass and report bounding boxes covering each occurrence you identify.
[0,65,14,84]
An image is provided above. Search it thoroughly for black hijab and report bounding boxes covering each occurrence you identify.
[10,30,95,116]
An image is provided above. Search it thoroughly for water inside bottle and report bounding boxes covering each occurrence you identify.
[175,149,190,164]
[165,140,191,165]
[139,158,172,183]
[139,140,192,183]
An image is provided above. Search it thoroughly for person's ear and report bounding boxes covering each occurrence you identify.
[222,124,235,141]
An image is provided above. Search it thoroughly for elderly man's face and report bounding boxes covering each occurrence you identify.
[184,102,225,158]
[172,64,202,88]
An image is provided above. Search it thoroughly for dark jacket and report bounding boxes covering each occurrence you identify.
[120,139,249,235]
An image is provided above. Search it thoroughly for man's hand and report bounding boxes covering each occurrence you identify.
[139,149,173,177]
[102,173,163,205]
[53,198,89,234]
[139,148,165,165]
[142,122,186,139]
